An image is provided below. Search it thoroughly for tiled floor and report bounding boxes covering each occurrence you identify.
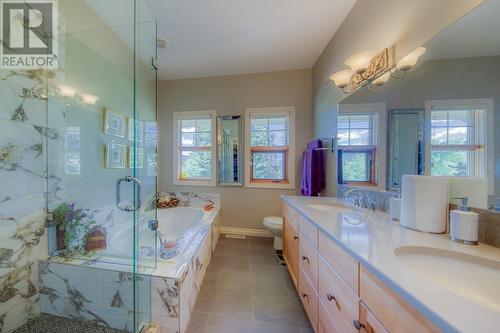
[186,235,313,333]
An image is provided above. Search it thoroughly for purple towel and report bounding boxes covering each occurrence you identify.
[301,139,325,196]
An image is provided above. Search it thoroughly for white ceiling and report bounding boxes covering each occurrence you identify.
[424,0,500,61]
[145,0,357,80]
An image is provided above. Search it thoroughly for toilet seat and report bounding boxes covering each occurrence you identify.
[263,216,283,229]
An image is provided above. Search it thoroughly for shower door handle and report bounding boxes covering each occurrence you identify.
[116,176,142,212]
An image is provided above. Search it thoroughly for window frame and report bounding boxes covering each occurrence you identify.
[338,146,377,186]
[424,99,494,194]
[172,110,217,186]
[244,107,296,189]
[337,103,387,189]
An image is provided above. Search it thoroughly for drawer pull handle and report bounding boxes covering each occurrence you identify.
[301,293,309,302]
[326,294,336,302]
[301,256,309,264]
[353,320,366,330]
[294,236,299,240]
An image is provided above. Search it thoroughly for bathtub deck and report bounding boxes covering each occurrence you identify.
[184,235,314,333]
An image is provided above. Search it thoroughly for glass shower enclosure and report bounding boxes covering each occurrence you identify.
[45,0,157,331]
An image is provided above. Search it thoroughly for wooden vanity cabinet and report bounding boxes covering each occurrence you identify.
[283,202,299,289]
[282,200,443,333]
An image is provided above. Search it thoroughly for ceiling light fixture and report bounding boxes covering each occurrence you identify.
[329,47,426,94]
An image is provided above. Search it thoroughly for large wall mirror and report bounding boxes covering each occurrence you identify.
[217,116,242,186]
[337,0,499,210]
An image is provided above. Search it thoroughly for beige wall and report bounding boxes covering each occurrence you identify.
[312,0,483,196]
[158,69,312,230]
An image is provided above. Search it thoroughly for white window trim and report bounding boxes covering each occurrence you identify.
[424,98,494,194]
[337,103,387,190]
[244,106,296,189]
[172,110,217,187]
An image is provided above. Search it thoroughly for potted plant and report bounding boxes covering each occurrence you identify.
[52,203,97,253]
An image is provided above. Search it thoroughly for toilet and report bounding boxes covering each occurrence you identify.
[263,216,283,250]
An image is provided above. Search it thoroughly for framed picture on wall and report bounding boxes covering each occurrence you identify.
[129,147,144,168]
[104,108,126,138]
[128,118,144,143]
[105,143,127,168]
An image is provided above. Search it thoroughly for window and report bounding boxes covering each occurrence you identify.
[426,99,492,182]
[337,114,377,185]
[245,107,295,189]
[173,111,216,186]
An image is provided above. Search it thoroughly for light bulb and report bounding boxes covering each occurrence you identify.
[58,85,77,97]
[396,47,426,71]
[372,71,390,87]
[81,93,98,105]
[345,50,376,74]
[330,69,354,88]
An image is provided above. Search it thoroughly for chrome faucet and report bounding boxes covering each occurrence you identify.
[344,188,375,211]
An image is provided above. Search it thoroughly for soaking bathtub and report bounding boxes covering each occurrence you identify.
[92,206,209,268]
[157,207,205,258]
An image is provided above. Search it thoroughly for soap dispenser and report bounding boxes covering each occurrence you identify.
[450,197,479,245]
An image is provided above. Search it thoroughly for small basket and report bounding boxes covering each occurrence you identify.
[157,197,180,209]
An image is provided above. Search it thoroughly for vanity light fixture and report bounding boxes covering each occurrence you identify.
[330,47,426,94]
[58,84,77,97]
[80,93,99,105]
[396,47,426,71]
[372,71,391,87]
[345,50,377,75]
[329,69,354,89]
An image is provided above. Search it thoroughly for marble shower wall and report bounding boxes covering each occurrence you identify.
[0,71,49,332]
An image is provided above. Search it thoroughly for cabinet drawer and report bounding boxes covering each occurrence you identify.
[359,301,389,333]
[299,266,318,332]
[360,266,441,333]
[299,215,318,249]
[319,301,342,333]
[319,232,358,294]
[283,217,299,289]
[299,234,319,291]
[283,202,299,231]
[319,256,358,333]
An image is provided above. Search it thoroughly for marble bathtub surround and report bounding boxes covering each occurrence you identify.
[39,205,221,332]
[157,192,221,209]
[282,195,500,332]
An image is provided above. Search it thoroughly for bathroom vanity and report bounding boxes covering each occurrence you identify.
[282,196,500,333]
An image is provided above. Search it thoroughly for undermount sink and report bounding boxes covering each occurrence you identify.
[395,246,500,310]
[306,204,351,213]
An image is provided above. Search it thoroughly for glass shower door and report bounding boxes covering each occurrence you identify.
[44,0,157,331]
[133,0,158,329]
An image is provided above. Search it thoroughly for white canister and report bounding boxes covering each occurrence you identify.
[450,210,479,245]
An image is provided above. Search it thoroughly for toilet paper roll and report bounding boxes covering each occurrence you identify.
[401,175,449,233]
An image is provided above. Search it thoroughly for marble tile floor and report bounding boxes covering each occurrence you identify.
[12,314,124,333]
[185,235,314,333]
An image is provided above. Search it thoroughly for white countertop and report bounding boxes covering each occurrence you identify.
[281,195,500,333]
